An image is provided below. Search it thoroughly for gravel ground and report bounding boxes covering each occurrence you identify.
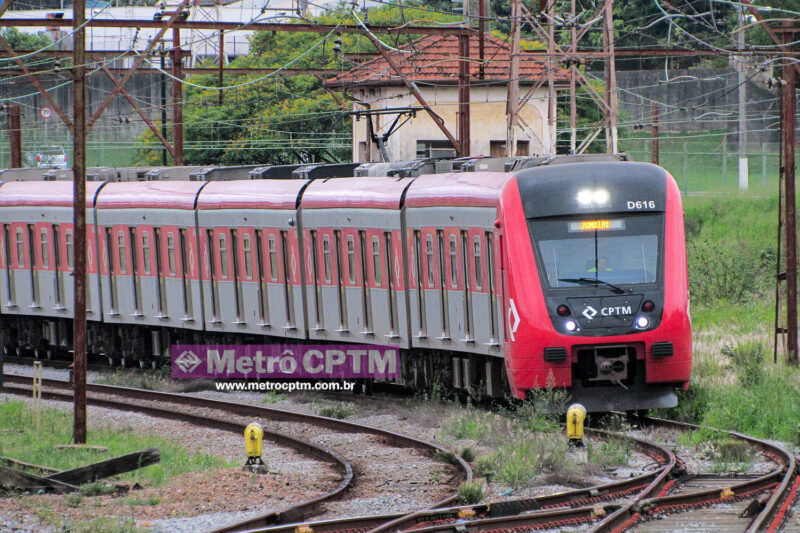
[0,394,338,533]
[3,363,790,532]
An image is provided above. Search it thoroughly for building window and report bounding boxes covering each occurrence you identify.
[490,140,530,157]
[416,140,456,159]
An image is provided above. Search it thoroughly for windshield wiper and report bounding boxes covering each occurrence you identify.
[557,277,626,294]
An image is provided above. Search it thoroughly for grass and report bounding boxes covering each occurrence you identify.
[457,481,486,504]
[94,367,214,393]
[317,402,355,419]
[0,400,233,487]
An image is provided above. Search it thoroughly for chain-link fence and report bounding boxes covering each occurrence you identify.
[621,137,781,196]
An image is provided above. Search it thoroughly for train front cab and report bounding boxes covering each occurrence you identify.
[500,162,692,411]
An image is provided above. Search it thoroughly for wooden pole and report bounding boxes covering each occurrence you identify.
[651,102,659,166]
[72,0,87,445]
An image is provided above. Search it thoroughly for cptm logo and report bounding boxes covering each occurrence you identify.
[175,350,202,373]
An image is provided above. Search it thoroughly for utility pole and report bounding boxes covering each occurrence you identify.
[72,0,87,445]
[737,6,748,189]
[546,0,556,154]
[172,27,184,166]
[457,34,471,157]
[781,25,797,364]
[569,0,577,154]
[478,0,485,79]
[159,43,168,166]
[506,0,520,157]
[651,102,659,166]
[603,0,618,153]
[8,104,21,168]
[218,29,224,106]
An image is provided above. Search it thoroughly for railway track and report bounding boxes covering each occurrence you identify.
[1,374,471,533]
[3,368,799,532]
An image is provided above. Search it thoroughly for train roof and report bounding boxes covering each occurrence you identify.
[197,179,310,210]
[404,172,513,208]
[302,177,415,209]
[96,181,206,210]
[0,180,105,208]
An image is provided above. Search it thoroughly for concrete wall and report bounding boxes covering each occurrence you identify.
[351,84,552,162]
[614,67,781,143]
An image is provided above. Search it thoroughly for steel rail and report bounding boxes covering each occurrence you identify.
[241,422,676,533]
[2,382,354,528]
[2,374,472,533]
[590,416,797,533]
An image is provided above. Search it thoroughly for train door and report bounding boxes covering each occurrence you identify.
[485,231,499,347]
[154,228,167,318]
[104,227,117,313]
[280,230,295,329]
[309,230,322,330]
[129,228,142,316]
[51,225,63,309]
[255,229,270,327]
[3,224,15,306]
[334,229,347,332]
[436,229,449,340]
[230,229,244,324]
[384,232,399,339]
[461,230,473,343]
[28,224,39,307]
[358,230,372,334]
[179,228,192,320]
[414,230,426,339]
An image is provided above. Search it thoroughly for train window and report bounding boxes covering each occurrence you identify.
[346,235,356,284]
[167,232,177,276]
[142,231,151,275]
[65,230,74,270]
[372,236,381,287]
[243,232,253,280]
[473,236,482,290]
[426,234,434,287]
[219,232,228,278]
[449,234,458,288]
[531,214,663,288]
[40,228,49,269]
[322,234,331,283]
[268,234,278,281]
[16,228,24,267]
[118,231,126,275]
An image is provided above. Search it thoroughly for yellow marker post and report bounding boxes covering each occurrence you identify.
[32,362,42,431]
[566,403,586,447]
[244,422,268,474]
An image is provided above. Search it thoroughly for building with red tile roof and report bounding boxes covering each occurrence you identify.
[324,34,569,162]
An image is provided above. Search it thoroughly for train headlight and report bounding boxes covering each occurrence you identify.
[635,316,650,329]
[577,189,593,205]
[576,188,610,206]
[564,319,579,333]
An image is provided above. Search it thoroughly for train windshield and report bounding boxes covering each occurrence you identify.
[530,214,663,289]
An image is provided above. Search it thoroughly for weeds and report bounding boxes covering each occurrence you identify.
[457,481,486,504]
[318,403,354,419]
[460,446,476,462]
[587,438,631,468]
[79,482,115,497]
[65,493,83,508]
[0,401,233,487]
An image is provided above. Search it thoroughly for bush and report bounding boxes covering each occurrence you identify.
[457,481,486,504]
[474,455,496,481]
[318,403,354,419]
[79,481,115,497]
[460,446,476,462]
[66,493,84,508]
[724,341,766,387]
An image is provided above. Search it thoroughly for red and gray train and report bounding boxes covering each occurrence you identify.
[0,155,691,411]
